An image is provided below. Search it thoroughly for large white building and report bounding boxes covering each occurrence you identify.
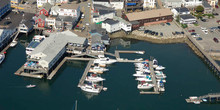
[179,14,197,24]
[171,7,190,18]
[37,0,69,8]
[182,0,202,7]
[102,19,121,33]
[93,0,124,10]
[113,16,132,32]
[50,3,80,17]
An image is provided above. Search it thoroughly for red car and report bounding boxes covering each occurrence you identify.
[188,29,195,32]
[215,5,219,8]
[213,37,219,43]
[216,20,220,23]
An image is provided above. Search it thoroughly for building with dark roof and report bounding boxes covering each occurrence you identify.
[0,0,11,18]
[202,0,213,14]
[171,7,190,18]
[92,5,116,23]
[179,14,197,24]
[102,19,120,33]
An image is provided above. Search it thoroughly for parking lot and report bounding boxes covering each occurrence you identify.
[187,8,220,52]
[143,21,183,37]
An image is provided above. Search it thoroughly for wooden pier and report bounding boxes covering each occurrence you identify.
[140,61,159,94]
[186,93,220,103]
[14,65,44,79]
[78,60,94,87]
[115,50,145,59]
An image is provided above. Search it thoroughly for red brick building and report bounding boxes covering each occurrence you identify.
[124,8,173,29]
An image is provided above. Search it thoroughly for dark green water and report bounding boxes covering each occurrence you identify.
[0,34,220,110]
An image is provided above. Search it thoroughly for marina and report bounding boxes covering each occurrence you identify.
[186,93,220,104]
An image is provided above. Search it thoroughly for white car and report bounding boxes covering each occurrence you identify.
[86,23,89,26]
[201,27,206,30]
[202,30,208,34]
[193,34,200,38]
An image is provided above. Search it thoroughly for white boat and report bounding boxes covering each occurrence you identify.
[136,51,144,54]
[103,87,108,91]
[155,71,164,74]
[135,58,143,61]
[0,53,5,64]
[80,84,101,93]
[10,40,18,47]
[136,68,151,73]
[136,70,150,74]
[92,63,106,67]
[135,76,152,82]
[89,66,109,73]
[26,84,36,88]
[153,59,158,68]
[155,65,165,70]
[193,101,201,104]
[133,73,147,77]
[157,79,166,83]
[26,35,45,55]
[137,82,154,90]
[156,73,167,79]
[94,57,117,64]
[85,74,105,82]
[157,81,165,92]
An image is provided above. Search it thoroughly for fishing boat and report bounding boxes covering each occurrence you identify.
[80,84,101,93]
[155,65,165,70]
[10,40,18,47]
[0,53,5,64]
[89,66,109,73]
[26,84,36,88]
[85,74,105,82]
[26,35,45,55]
[153,59,158,68]
[137,81,154,90]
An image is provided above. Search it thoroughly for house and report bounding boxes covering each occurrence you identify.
[37,0,69,8]
[124,8,173,29]
[35,14,47,27]
[18,19,34,34]
[110,0,124,9]
[102,19,120,33]
[26,30,87,77]
[92,5,116,23]
[50,3,80,18]
[179,14,197,24]
[45,16,56,28]
[39,3,52,16]
[55,16,78,30]
[143,0,156,9]
[124,0,143,12]
[202,0,213,14]
[182,0,202,7]
[113,16,132,32]
[0,0,11,18]
[161,0,182,8]
[171,7,190,18]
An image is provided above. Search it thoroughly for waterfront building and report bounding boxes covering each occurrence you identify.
[93,0,112,7]
[179,14,197,24]
[50,3,80,18]
[161,0,182,8]
[182,0,202,8]
[143,0,156,9]
[37,0,69,8]
[202,0,213,14]
[0,29,16,51]
[0,0,11,18]
[25,30,88,77]
[90,32,106,53]
[124,8,173,29]
[35,14,47,27]
[90,30,110,45]
[18,19,34,34]
[113,16,132,32]
[39,3,52,16]
[171,7,190,18]
[92,4,115,23]
[102,19,121,33]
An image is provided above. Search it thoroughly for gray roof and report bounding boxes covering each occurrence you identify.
[56,16,76,22]
[91,32,103,44]
[30,30,87,63]
[36,14,46,20]
[103,19,119,25]
[179,14,195,20]
[203,1,212,8]
[174,7,190,13]
[42,2,52,11]
[113,16,131,25]
[0,0,10,8]
[99,9,115,15]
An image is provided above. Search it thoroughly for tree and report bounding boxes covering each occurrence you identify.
[195,5,204,13]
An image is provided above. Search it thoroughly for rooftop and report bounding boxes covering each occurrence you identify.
[42,2,52,11]
[58,3,79,9]
[99,9,115,15]
[113,16,131,25]
[203,0,212,8]
[179,14,195,19]
[103,19,119,25]
[174,7,190,13]
[126,8,173,21]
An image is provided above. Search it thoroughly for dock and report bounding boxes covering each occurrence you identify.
[115,50,145,59]
[14,65,44,79]
[140,61,159,94]
[78,60,94,87]
[0,31,19,54]
[186,93,220,103]
[47,57,67,80]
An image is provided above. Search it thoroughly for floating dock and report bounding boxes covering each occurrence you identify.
[78,60,94,87]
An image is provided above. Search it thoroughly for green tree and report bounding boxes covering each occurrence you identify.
[196,5,204,13]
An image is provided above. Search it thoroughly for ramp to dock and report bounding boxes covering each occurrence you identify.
[78,60,94,87]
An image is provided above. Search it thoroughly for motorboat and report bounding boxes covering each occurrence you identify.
[26,84,36,88]
[155,65,165,70]
[137,82,154,90]
[26,35,45,55]
[135,58,143,61]
[135,76,152,82]
[10,40,18,47]
[80,84,101,93]
[136,70,150,74]
[156,73,167,79]
[153,59,158,68]
[136,68,151,73]
[155,71,164,74]
[157,79,166,83]
[85,74,105,82]
[133,73,147,77]
[0,53,5,64]
[157,80,165,92]
[103,87,108,91]
[92,63,106,67]
[94,57,117,64]
[89,66,109,73]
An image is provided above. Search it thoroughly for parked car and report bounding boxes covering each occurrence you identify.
[216,20,220,23]
[213,13,219,16]
[213,37,219,43]
[160,32,163,36]
[175,31,181,35]
[4,21,11,25]
[160,23,165,26]
[188,29,195,32]
[151,31,156,35]
[215,5,219,8]
[191,32,197,35]
[155,32,158,36]
[181,31,184,34]
[166,22,171,25]
[192,34,200,38]
[138,26,145,31]
[201,19,206,22]
[196,37,203,40]
[144,30,150,33]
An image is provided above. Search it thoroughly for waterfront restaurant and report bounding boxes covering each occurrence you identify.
[124,8,173,29]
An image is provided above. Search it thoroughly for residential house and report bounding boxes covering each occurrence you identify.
[35,14,47,27]
[102,19,120,33]
[45,16,56,28]
[19,19,34,34]
[50,3,80,18]
[182,0,202,7]
[0,0,11,18]
[161,0,182,8]
[202,0,213,14]
[171,7,190,18]
[93,0,112,7]
[55,15,77,30]
[37,0,69,8]
[39,3,52,16]
[179,14,197,24]
[143,0,156,9]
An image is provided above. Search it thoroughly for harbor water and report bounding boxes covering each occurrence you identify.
[0,33,220,110]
